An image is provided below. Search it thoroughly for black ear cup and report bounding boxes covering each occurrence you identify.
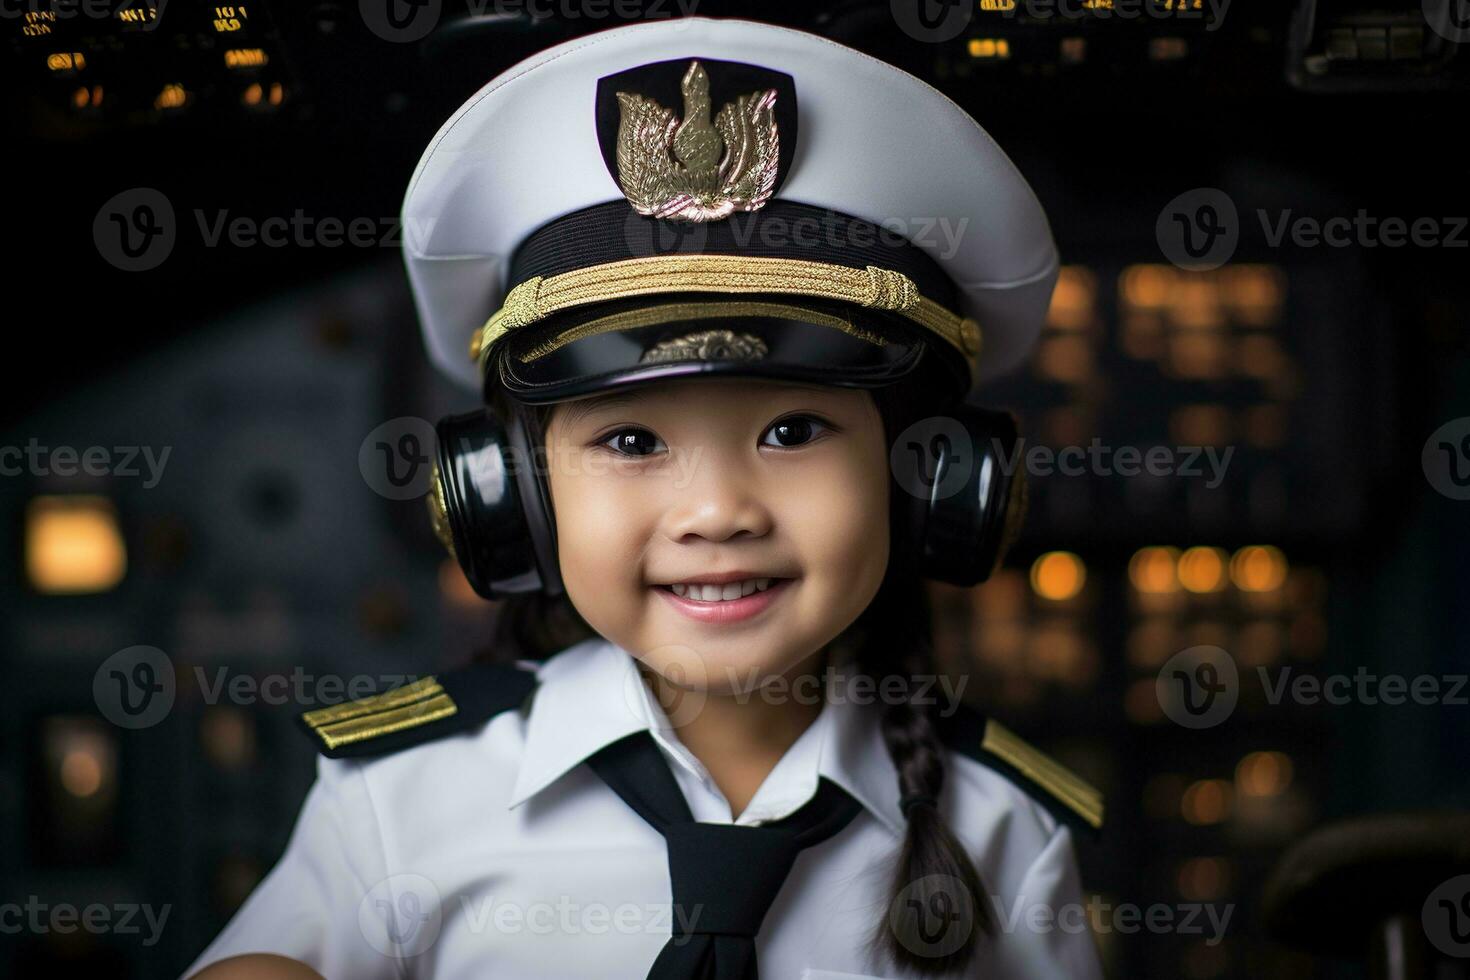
[428,408,563,600]
[509,407,564,597]
[913,405,1026,586]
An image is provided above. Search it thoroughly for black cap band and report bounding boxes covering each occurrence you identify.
[508,199,962,313]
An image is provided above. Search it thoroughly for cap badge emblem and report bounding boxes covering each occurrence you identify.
[614,60,779,223]
[639,328,769,364]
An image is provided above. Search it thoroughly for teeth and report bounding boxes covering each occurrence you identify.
[668,578,778,601]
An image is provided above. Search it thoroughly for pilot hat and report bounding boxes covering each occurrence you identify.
[401,16,1058,406]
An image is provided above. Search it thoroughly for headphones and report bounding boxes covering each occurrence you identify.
[428,401,1027,600]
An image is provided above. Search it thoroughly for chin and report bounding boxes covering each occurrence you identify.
[643,633,819,694]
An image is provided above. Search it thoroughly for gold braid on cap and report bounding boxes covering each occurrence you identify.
[468,254,982,369]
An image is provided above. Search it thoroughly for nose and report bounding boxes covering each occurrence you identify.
[656,449,774,544]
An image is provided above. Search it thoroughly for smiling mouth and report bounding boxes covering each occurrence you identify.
[654,577,793,603]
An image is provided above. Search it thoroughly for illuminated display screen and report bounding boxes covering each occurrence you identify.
[8,0,285,125]
[213,4,252,34]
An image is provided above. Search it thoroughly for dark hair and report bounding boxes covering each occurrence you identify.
[478,375,991,973]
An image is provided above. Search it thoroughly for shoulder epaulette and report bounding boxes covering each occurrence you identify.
[935,703,1104,839]
[297,662,538,759]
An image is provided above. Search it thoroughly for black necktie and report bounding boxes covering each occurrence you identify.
[584,729,864,979]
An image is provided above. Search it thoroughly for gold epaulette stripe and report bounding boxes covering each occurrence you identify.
[301,676,460,751]
[301,675,442,727]
[981,719,1104,830]
[469,255,981,364]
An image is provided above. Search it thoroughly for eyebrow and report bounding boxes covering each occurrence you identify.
[553,380,848,430]
[555,391,638,431]
[773,381,848,397]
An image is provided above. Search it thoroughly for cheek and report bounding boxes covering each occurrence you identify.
[775,440,891,610]
[547,455,652,628]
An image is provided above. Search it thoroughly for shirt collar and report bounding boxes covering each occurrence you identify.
[507,637,906,837]
[507,637,650,809]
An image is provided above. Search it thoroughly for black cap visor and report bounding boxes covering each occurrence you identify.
[490,295,962,404]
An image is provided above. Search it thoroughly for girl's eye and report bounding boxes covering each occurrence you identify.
[600,428,666,457]
[761,415,829,448]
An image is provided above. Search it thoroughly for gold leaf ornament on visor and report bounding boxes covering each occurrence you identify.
[638,328,769,364]
[614,60,779,222]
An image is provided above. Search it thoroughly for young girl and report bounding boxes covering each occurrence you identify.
[185,16,1103,980]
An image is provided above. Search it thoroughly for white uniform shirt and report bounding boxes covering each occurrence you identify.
[184,637,1103,979]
